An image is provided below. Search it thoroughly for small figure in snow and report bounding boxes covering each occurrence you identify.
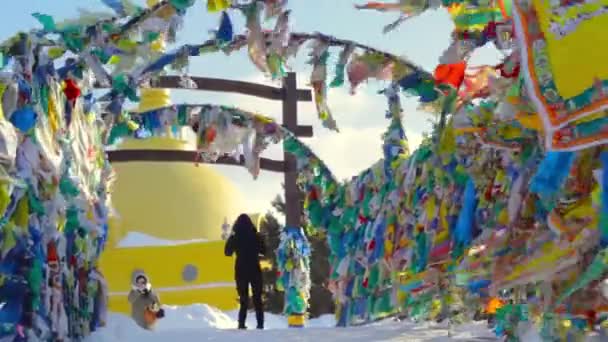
[224,214,267,330]
[128,273,164,330]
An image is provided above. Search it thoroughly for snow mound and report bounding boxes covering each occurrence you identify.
[116,232,208,248]
[161,304,237,330]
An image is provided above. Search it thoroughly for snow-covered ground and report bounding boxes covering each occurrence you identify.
[102,233,497,340]
[87,304,497,342]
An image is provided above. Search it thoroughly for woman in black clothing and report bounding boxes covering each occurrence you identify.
[224,214,266,330]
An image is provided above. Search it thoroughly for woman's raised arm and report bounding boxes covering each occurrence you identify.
[224,234,236,257]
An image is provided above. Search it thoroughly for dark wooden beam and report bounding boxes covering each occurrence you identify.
[107,149,290,172]
[123,111,313,137]
[291,125,313,138]
[151,76,312,102]
[94,76,313,102]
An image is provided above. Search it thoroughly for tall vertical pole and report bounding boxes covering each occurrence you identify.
[282,72,306,328]
[282,72,301,228]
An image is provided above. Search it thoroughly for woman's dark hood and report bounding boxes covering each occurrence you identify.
[232,214,257,237]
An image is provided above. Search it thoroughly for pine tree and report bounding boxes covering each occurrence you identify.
[258,212,285,314]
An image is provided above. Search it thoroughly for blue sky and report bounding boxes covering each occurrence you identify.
[1,1,501,219]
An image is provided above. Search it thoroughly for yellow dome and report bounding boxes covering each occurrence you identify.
[108,137,246,246]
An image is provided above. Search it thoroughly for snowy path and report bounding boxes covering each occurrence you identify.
[92,323,495,342]
[87,304,497,342]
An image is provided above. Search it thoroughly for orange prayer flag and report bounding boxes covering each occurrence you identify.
[434,61,467,89]
[486,297,504,314]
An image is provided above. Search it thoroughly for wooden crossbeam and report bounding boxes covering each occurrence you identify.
[94,76,312,102]
[107,149,290,172]
[151,75,313,102]
[283,124,312,137]
[122,113,313,137]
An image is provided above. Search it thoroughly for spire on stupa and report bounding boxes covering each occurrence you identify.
[135,88,171,114]
[137,0,171,115]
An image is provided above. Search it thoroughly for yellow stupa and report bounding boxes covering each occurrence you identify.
[99,85,251,313]
[99,4,265,313]
[106,89,246,245]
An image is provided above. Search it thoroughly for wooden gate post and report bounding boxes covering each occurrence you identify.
[282,72,301,229]
[282,72,307,328]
